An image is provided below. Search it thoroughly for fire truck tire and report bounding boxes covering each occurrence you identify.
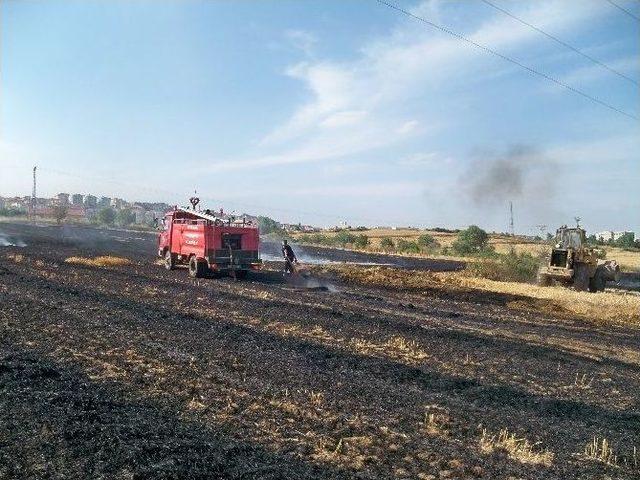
[188,256,206,278]
[164,250,176,270]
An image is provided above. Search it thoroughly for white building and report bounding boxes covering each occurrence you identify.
[597,231,635,242]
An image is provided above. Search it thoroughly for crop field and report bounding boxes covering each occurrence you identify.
[1,222,639,479]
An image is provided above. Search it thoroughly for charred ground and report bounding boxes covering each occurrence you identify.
[0,222,638,479]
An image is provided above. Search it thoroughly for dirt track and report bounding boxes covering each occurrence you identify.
[1,222,639,479]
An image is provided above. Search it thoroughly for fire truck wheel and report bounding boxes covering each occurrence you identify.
[164,250,176,270]
[189,256,206,278]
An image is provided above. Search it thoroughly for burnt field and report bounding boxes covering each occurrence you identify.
[1,222,639,479]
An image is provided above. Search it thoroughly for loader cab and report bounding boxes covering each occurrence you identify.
[555,227,584,249]
[550,227,586,268]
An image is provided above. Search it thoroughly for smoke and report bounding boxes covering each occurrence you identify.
[0,234,26,247]
[462,145,557,206]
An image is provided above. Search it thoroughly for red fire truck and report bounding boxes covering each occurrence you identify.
[158,200,262,279]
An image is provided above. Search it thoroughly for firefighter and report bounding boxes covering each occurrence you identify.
[282,239,297,274]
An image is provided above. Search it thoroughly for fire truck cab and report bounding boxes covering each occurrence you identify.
[158,205,262,279]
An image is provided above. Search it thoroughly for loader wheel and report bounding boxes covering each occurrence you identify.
[573,264,589,292]
[164,250,176,270]
[188,256,206,278]
[537,273,551,287]
[589,268,606,293]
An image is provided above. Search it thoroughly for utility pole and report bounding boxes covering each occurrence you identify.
[509,201,514,236]
[31,166,37,222]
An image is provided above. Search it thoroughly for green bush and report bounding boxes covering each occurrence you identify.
[452,225,490,255]
[353,234,369,249]
[313,233,331,245]
[380,237,395,252]
[417,234,439,252]
[334,230,357,247]
[0,208,25,217]
[396,239,421,254]
[468,251,540,283]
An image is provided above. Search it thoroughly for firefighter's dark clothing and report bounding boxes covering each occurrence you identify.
[282,244,297,274]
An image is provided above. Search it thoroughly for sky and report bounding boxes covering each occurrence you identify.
[1,0,639,234]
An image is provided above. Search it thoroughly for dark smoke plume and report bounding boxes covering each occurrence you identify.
[462,145,556,205]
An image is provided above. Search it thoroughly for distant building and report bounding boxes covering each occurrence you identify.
[597,231,635,242]
[111,198,125,209]
[84,195,97,208]
[57,193,70,205]
[71,194,83,206]
[99,196,112,208]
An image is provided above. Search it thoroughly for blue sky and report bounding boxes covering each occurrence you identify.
[1,0,638,234]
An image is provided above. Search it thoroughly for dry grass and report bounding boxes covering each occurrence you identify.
[5,253,24,263]
[292,229,640,272]
[607,247,640,272]
[584,437,617,466]
[454,274,640,324]
[479,428,554,466]
[317,265,640,325]
[65,255,133,268]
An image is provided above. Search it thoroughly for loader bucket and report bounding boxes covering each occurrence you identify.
[598,260,621,282]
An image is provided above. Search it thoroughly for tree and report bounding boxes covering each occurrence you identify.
[615,232,635,249]
[452,225,489,255]
[52,204,68,225]
[116,209,135,227]
[97,207,116,226]
[257,216,282,235]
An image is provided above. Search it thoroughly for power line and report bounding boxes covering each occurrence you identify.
[374,0,639,122]
[480,0,638,86]
[606,0,640,22]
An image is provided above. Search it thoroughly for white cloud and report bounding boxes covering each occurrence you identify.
[555,56,640,90]
[210,0,610,172]
[210,181,424,199]
[285,29,317,57]
[320,110,367,128]
[547,133,640,166]
[398,152,453,167]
